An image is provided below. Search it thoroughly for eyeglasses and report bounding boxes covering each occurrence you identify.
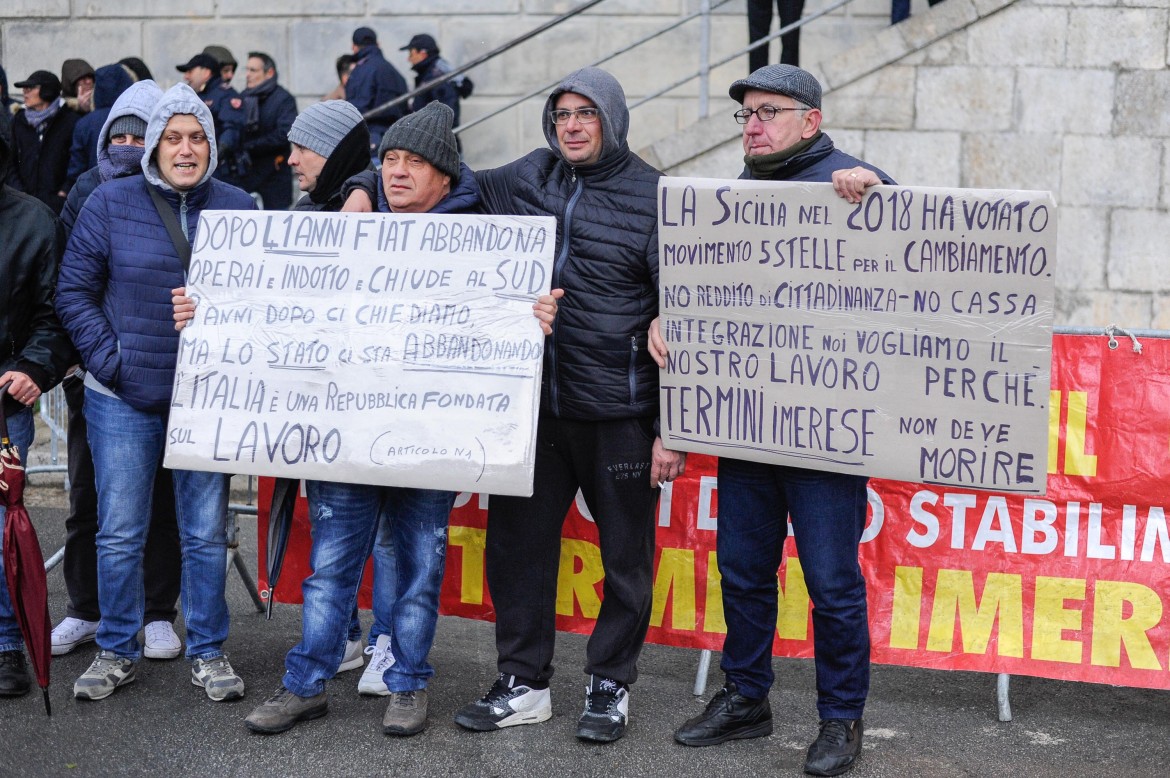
[549,107,600,125]
[733,105,809,124]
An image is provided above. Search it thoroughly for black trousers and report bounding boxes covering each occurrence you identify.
[486,415,659,686]
[748,0,807,72]
[62,376,181,623]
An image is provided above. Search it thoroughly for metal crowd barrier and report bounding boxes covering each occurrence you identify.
[25,384,69,487]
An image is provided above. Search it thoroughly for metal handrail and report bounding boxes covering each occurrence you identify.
[455,0,738,135]
[628,0,857,111]
[361,0,606,123]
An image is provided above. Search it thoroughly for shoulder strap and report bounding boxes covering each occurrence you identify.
[145,181,192,273]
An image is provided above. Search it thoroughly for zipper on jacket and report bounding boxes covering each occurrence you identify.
[178,192,189,241]
[628,335,638,405]
[548,176,585,416]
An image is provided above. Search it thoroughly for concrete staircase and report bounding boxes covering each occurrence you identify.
[638,0,1170,330]
[639,0,1017,176]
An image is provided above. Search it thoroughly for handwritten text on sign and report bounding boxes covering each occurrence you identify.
[163,210,555,496]
[657,179,1057,494]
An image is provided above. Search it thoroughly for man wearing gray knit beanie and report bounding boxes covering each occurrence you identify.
[234,91,564,740]
[374,101,460,212]
[286,100,372,211]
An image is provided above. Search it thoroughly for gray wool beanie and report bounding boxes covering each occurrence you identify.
[288,100,365,159]
[376,101,459,180]
[728,64,822,109]
[108,114,148,140]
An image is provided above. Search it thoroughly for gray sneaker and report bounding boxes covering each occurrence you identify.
[74,650,136,701]
[383,689,428,736]
[191,655,245,701]
[245,685,329,734]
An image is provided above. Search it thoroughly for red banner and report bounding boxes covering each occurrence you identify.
[259,333,1170,689]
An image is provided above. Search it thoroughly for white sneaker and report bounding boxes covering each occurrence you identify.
[357,634,395,696]
[51,617,99,656]
[143,620,183,660]
[335,639,364,675]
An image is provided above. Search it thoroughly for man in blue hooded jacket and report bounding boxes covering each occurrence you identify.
[57,82,255,703]
[55,79,185,664]
[65,63,135,189]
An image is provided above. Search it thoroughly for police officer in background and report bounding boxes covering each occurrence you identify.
[176,52,245,185]
[235,52,297,210]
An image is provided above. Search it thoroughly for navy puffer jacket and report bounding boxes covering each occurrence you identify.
[57,83,255,412]
[474,67,660,422]
[745,132,894,185]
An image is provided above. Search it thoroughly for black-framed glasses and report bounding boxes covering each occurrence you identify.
[549,107,600,125]
[733,105,809,124]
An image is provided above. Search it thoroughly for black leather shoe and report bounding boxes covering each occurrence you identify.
[674,681,772,746]
[0,650,31,697]
[804,718,863,776]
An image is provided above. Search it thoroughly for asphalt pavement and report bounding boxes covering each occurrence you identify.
[3,486,1169,776]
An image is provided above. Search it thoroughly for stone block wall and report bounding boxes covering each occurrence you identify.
[0,0,901,167]
[649,0,1170,330]
[3,1,1163,329]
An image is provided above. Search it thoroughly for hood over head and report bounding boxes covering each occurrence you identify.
[142,82,218,190]
[118,57,153,82]
[98,79,162,167]
[92,63,135,112]
[541,66,629,165]
[61,58,96,96]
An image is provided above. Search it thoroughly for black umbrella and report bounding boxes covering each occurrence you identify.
[264,477,300,619]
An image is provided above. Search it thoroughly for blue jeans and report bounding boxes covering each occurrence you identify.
[0,408,34,653]
[86,389,231,661]
[716,458,870,720]
[347,511,400,645]
[284,481,453,697]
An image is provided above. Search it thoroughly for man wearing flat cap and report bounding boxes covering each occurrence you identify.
[651,64,893,777]
[347,26,409,158]
[236,101,560,738]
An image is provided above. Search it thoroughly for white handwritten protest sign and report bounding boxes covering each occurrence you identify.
[657,178,1056,494]
[163,210,555,497]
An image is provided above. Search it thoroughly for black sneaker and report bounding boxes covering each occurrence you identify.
[804,718,863,776]
[453,674,552,731]
[0,651,30,697]
[674,681,772,746]
[576,675,629,743]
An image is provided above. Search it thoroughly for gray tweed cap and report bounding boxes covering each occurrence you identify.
[288,100,365,159]
[729,64,822,109]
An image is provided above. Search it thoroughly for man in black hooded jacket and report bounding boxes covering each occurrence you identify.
[450,66,686,744]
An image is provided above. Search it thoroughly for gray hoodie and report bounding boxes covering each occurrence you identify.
[142,82,218,190]
[96,78,162,174]
[540,66,630,165]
